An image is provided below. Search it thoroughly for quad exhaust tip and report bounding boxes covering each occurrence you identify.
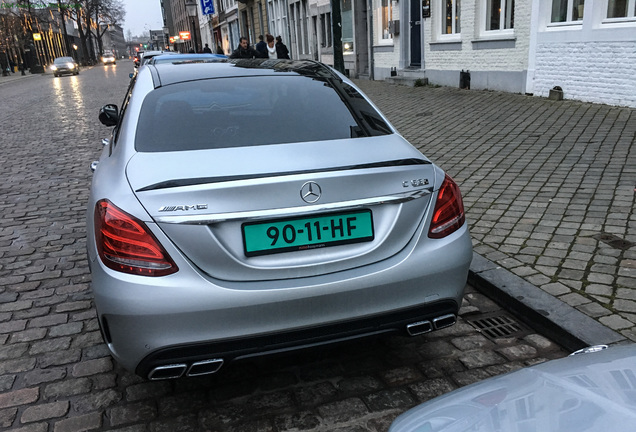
[406,320,433,336]
[406,314,457,336]
[148,358,224,380]
[433,314,457,329]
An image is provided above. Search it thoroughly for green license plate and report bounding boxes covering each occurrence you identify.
[242,210,374,256]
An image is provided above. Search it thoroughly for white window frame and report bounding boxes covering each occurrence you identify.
[434,0,461,41]
[376,0,393,45]
[604,0,636,20]
[550,0,585,24]
[268,0,289,43]
[479,0,515,38]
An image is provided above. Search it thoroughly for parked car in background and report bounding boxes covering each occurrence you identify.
[138,50,173,66]
[51,56,79,77]
[133,51,143,68]
[147,53,228,65]
[89,59,472,380]
[101,52,116,65]
[389,344,636,432]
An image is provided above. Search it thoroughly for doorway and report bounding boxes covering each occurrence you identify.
[409,0,421,67]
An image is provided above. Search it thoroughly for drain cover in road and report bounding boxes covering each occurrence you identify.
[466,311,531,340]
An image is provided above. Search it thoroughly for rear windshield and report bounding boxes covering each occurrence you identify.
[135,75,391,152]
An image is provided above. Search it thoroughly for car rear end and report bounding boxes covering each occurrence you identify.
[87,61,472,379]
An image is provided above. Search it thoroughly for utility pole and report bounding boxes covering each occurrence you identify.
[330,0,345,74]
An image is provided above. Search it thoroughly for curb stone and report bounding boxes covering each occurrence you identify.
[469,252,626,352]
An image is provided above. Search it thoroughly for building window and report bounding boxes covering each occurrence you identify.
[551,0,585,22]
[342,0,354,52]
[486,0,514,30]
[607,0,636,17]
[443,0,461,34]
[320,12,332,47]
[378,0,393,44]
[268,0,289,43]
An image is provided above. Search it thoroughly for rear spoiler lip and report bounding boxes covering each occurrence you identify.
[136,158,431,193]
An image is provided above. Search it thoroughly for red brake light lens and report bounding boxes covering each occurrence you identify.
[428,174,466,239]
[94,200,178,276]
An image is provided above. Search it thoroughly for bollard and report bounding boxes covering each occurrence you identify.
[459,70,471,90]
[548,86,563,101]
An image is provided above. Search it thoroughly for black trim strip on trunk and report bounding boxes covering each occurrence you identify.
[136,158,431,192]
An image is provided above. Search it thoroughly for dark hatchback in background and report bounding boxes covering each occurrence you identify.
[51,56,79,77]
[89,59,472,380]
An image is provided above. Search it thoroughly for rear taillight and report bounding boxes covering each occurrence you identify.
[428,174,466,239]
[94,199,178,276]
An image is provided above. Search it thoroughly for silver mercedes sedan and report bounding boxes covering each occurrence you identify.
[88,59,472,380]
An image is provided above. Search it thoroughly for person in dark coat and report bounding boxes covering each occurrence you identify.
[202,43,212,53]
[255,35,267,58]
[275,36,290,59]
[229,37,262,59]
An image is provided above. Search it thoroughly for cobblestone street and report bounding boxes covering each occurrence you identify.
[355,79,636,341]
[0,62,633,430]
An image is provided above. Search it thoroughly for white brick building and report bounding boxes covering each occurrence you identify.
[373,0,636,107]
[528,0,636,107]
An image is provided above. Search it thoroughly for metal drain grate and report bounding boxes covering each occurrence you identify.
[466,311,531,340]
[593,233,634,251]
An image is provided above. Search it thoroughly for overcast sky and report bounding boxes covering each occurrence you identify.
[122,0,165,37]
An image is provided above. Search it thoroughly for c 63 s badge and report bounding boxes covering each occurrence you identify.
[403,178,429,188]
[159,204,208,212]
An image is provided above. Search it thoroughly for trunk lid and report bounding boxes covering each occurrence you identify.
[128,135,438,281]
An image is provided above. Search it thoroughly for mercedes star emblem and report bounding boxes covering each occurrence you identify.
[300,181,322,203]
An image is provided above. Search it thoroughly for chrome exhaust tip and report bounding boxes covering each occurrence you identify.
[148,363,187,380]
[187,359,224,377]
[406,320,433,336]
[433,314,457,330]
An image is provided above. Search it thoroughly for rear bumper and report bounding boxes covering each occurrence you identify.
[89,224,472,377]
[134,300,459,379]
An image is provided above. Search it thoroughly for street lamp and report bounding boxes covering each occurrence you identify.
[185,0,199,53]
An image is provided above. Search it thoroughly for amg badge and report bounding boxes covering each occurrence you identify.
[158,204,208,212]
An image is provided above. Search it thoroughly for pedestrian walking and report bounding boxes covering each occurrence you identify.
[202,43,212,53]
[275,36,290,59]
[229,37,262,59]
[255,35,267,58]
[265,34,278,59]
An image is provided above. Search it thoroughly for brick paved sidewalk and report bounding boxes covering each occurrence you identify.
[354,79,636,343]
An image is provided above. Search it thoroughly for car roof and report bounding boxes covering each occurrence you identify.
[149,59,340,87]
[142,50,165,57]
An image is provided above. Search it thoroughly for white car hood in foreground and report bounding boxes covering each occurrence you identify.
[390,344,636,432]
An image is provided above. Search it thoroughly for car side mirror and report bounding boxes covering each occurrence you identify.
[99,104,119,127]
